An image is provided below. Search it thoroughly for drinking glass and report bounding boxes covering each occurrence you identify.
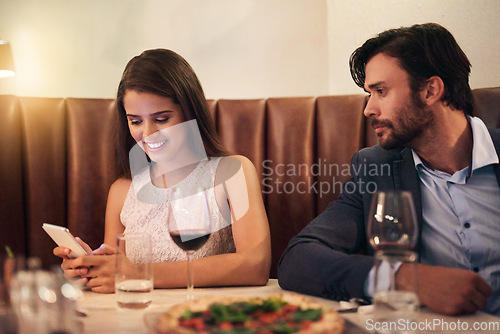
[168,187,211,301]
[367,190,418,253]
[115,233,153,309]
[367,190,419,323]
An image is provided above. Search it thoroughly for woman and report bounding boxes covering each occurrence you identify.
[54,49,271,293]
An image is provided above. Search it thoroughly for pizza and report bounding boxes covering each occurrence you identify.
[154,293,344,334]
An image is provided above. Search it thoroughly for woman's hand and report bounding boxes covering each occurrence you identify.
[53,237,93,283]
[79,244,117,293]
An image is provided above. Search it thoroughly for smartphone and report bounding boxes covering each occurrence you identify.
[42,223,89,258]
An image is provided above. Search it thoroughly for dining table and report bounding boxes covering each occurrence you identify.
[76,279,500,334]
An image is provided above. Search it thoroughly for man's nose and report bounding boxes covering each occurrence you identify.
[363,96,379,118]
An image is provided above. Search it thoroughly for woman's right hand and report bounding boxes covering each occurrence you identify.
[53,237,93,281]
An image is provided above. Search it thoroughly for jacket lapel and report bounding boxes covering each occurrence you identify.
[393,148,424,252]
[488,129,500,188]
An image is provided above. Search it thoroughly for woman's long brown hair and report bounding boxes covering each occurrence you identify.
[113,49,227,179]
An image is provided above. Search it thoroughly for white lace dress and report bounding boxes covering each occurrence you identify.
[120,157,236,262]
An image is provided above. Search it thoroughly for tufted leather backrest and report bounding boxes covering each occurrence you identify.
[1,88,498,277]
[472,87,500,128]
[66,99,117,245]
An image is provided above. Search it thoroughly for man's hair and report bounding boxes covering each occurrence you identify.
[349,23,473,115]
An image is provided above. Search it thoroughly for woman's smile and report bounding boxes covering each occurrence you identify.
[144,139,167,151]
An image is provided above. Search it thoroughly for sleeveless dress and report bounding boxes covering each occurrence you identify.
[120,157,236,262]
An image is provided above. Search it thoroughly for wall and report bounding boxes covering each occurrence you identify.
[0,0,329,99]
[0,0,498,98]
[327,0,500,95]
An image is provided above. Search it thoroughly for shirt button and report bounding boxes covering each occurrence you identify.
[464,222,471,229]
[473,267,479,272]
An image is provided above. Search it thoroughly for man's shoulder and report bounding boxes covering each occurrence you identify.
[355,144,407,164]
[488,128,500,156]
[488,127,500,140]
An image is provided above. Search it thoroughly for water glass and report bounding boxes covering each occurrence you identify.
[9,260,82,334]
[115,233,153,309]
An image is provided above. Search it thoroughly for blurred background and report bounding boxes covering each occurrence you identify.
[0,0,499,100]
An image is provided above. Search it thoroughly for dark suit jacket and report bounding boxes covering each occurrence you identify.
[278,128,500,301]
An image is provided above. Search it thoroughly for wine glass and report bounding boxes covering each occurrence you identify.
[367,190,418,254]
[367,190,419,317]
[168,187,212,301]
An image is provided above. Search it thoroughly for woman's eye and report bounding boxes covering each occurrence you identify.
[129,119,142,125]
[155,118,169,124]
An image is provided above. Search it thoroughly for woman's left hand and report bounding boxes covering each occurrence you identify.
[79,244,117,293]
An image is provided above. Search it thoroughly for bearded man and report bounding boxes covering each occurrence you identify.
[278,23,500,316]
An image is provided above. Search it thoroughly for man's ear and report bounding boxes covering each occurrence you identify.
[421,76,445,106]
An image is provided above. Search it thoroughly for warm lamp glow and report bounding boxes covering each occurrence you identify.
[0,40,15,78]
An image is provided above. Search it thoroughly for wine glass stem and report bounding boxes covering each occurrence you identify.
[186,250,195,301]
[389,259,396,291]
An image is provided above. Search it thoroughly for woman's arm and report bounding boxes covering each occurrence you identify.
[103,178,129,246]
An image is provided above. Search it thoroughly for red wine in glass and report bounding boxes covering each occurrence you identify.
[168,187,212,301]
[170,229,210,251]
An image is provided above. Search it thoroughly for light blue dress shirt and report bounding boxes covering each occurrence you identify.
[365,116,500,315]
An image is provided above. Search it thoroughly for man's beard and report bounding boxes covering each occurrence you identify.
[374,94,434,150]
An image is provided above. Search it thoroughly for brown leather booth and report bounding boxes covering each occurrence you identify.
[1,87,499,277]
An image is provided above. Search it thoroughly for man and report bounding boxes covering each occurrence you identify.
[278,23,500,316]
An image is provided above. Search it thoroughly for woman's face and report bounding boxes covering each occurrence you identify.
[124,89,187,163]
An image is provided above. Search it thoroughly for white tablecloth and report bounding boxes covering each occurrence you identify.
[76,279,500,333]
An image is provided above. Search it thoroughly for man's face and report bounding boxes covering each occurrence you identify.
[363,53,434,150]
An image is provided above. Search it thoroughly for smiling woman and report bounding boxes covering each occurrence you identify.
[124,91,190,171]
[52,49,272,294]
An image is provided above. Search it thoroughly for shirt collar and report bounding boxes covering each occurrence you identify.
[412,116,499,172]
[469,116,499,170]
